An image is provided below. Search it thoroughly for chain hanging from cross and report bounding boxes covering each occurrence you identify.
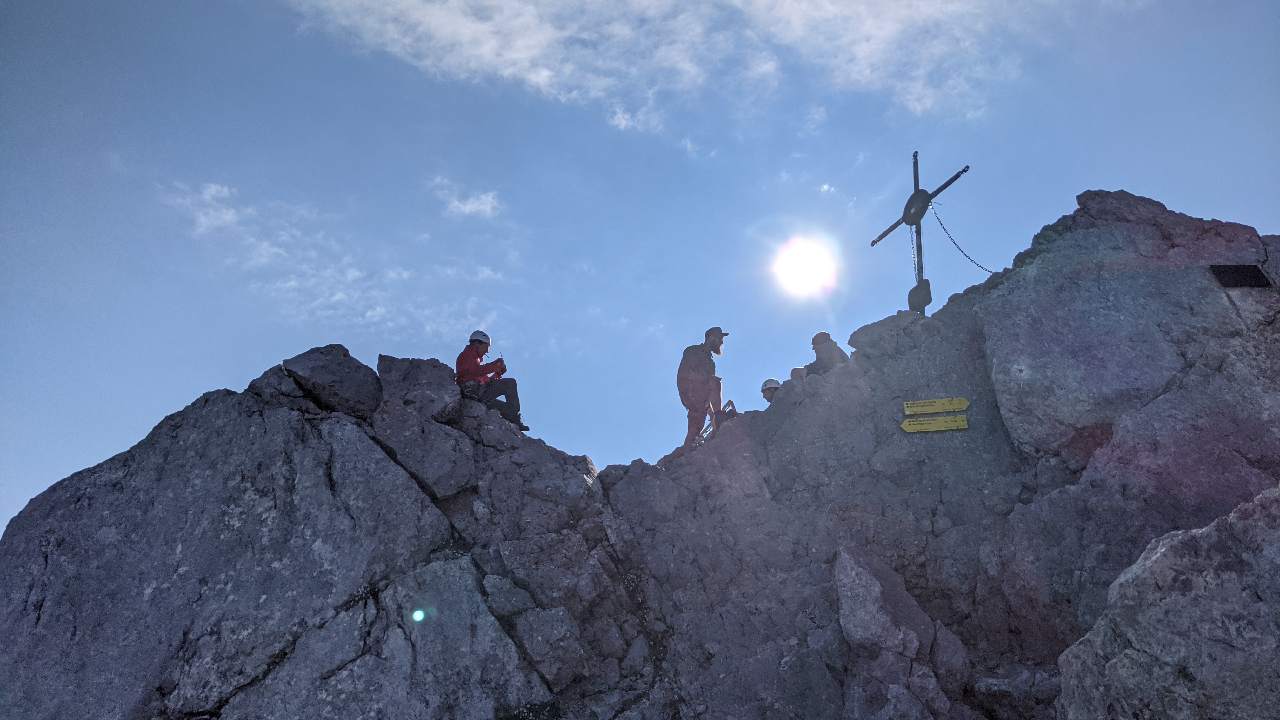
[870,151,969,314]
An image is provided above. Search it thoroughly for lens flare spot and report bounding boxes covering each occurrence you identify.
[412,609,426,623]
[772,236,838,298]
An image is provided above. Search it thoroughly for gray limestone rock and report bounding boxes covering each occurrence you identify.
[246,364,321,414]
[0,390,454,719]
[972,665,1061,720]
[603,423,848,720]
[282,343,383,419]
[620,634,650,676]
[371,354,475,498]
[835,548,975,719]
[376,353,458,418]
[513,607,587,691]
[483,574,536,617]
[1057,488,1280,720]
[599,191,1277,719]
[194,557,550,720]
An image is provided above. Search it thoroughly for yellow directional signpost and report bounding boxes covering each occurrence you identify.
[901,396,969,433]
[903,397,970,415]
[901,415,968,433]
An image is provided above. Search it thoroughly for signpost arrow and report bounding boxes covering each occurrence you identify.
[901,415,969,433]
[903,397,970,415]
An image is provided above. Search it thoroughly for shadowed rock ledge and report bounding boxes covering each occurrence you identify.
[2,191,1278,719]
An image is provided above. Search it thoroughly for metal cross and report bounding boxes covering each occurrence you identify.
[870,151,969,314]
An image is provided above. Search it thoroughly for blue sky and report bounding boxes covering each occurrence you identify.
[3,1,1278,528]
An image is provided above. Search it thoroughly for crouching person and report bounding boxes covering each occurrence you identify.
[455,330,529,431]
[804,331,849,376]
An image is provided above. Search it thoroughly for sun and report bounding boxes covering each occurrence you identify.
[771,235,838,298]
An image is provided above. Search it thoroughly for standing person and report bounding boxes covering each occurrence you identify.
[676,326,729,447]
[455,330,529,431]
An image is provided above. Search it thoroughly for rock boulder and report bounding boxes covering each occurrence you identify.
[283,343,383,418]
[1057,488,1280,720]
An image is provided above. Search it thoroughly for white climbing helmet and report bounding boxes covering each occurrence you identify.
[469,330,491,344]
[761,378,782,392]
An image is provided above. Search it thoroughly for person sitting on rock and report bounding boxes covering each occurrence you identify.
[677,326,730,447]
[455,330,528,431]
[803,331,849,376]
[761,378,781,405]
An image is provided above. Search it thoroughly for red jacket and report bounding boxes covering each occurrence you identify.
[456,345,504,385]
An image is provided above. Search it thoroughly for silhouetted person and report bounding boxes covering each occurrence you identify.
[803,331,848,376]
[677,326,729,447]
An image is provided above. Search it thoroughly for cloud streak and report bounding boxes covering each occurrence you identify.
[288,0,1129,119]
[433,176,502,218]
[165,181,507,337]
[167,183,249,235]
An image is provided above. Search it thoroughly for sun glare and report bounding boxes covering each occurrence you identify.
[772,236,838,298]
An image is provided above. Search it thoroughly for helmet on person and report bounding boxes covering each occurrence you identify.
[469,330,491,344]
[760,378,782,392]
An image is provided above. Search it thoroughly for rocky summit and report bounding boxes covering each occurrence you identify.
[2,190,1278,720]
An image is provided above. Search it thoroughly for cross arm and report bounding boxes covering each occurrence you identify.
[929,165,970,200]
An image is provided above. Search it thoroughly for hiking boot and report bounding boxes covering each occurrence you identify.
[509,413,530,432]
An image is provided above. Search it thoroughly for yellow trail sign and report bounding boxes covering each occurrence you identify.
[901,415,968,433]
[903,397,970,415]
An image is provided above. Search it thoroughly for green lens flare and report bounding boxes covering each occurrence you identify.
[412,609,425,623]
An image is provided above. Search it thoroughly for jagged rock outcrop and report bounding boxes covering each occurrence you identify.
[1,191,1277,719]
[1,345,647,719]
[1057,488,1280,720]
[281,343,383,419]
[835,549,975,719]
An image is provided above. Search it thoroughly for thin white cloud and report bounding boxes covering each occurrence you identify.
[166,181,508,335]
[288,0,1134,118]
[608,93,664,133]
[245,236,288,268]
[166,183,250,235]
[448,191,501,217]
[432,176,502,218]
[678,135,717,159]
[430,263,504,281]
[416,296,501,344]
[802,104,827,135]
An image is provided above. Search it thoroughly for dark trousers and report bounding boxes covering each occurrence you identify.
[680,376,722,447]
[481,378,521,420]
